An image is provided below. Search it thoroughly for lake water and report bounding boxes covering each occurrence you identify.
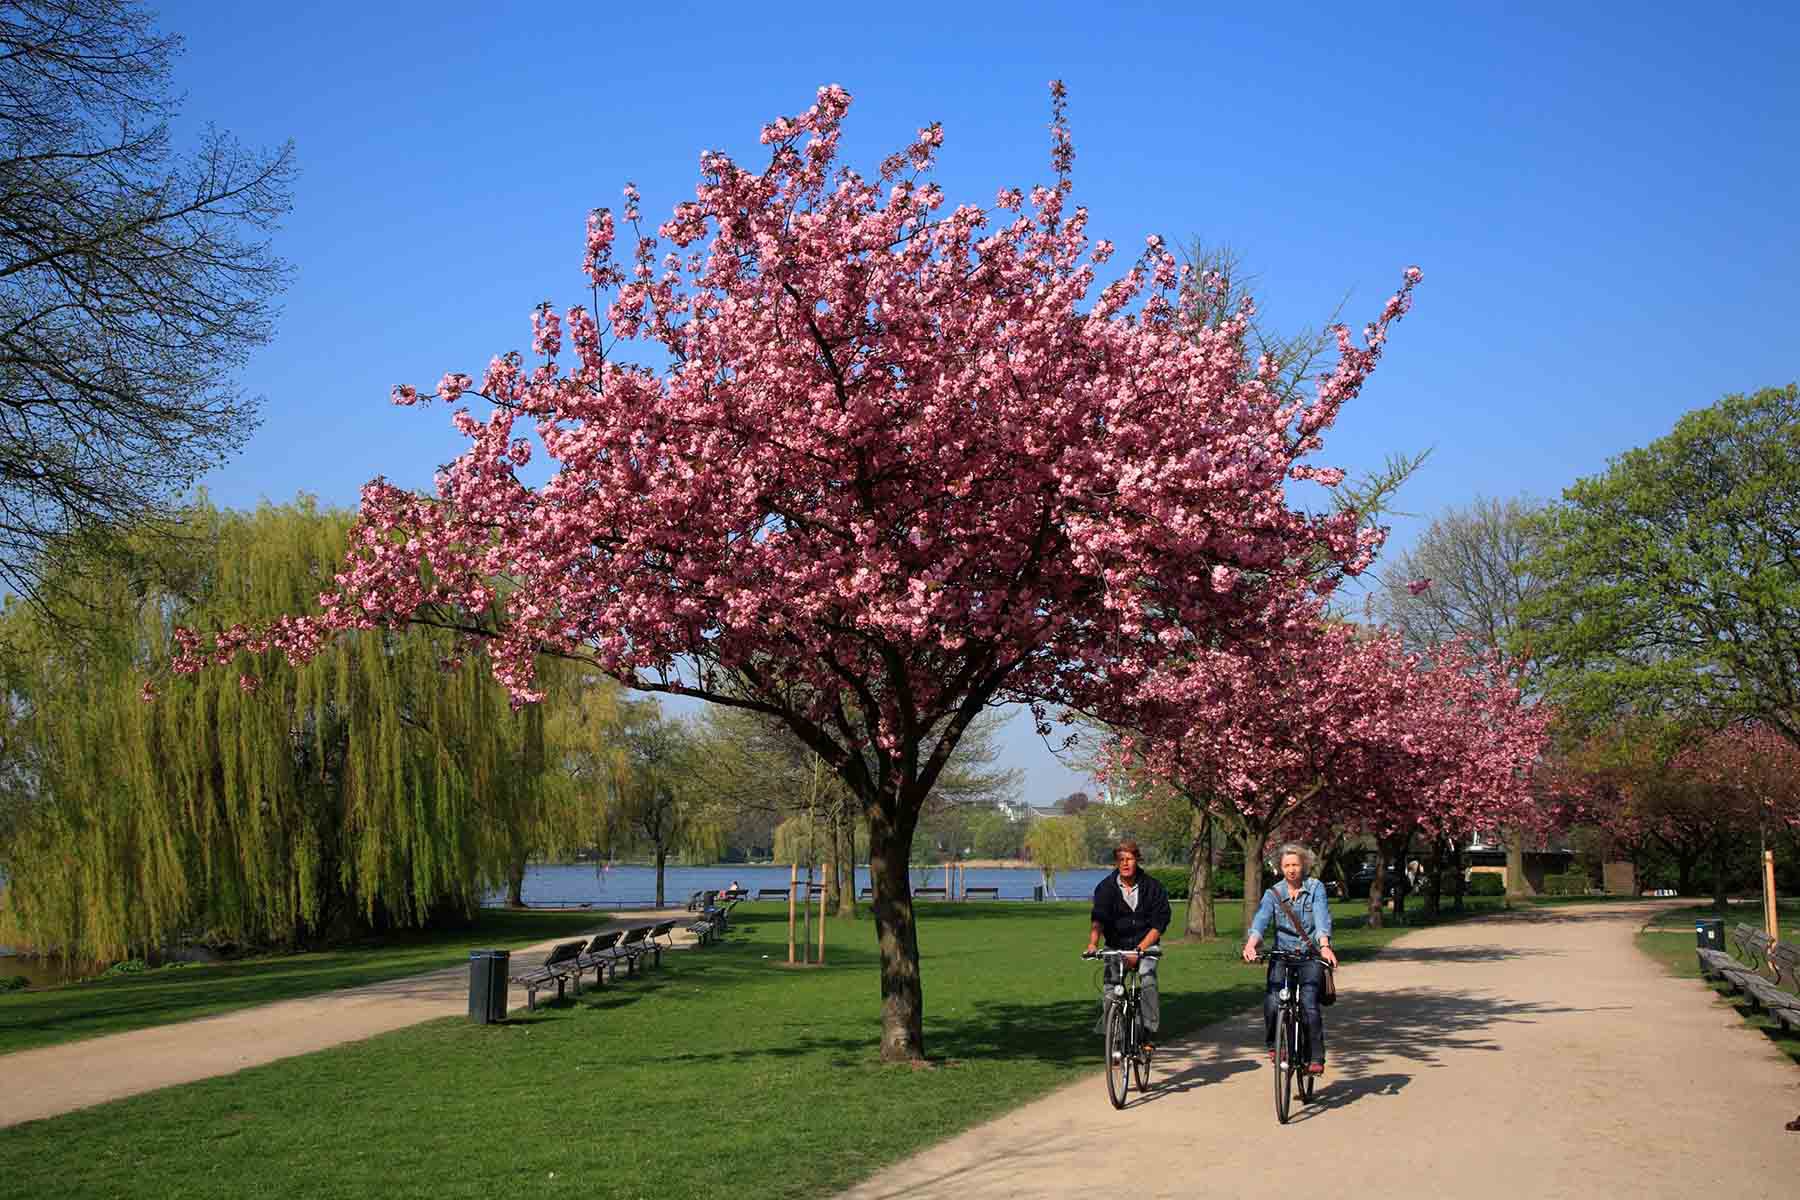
[496,863,1117,907]
[0,951,100,989]
[0,865,1116,989]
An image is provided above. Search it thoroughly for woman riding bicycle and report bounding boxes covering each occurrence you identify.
[1242,843,1338,1076]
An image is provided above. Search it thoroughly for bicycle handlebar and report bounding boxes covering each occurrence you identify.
[1246,948,1334,969]
[1081,947,1163,960]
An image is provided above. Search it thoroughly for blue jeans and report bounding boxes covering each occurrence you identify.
[1264,957,1325,1061]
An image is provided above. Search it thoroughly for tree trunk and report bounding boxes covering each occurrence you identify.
[506,852,527,908]
[654,844,667,908]
[868,801,927,1063]
[1676,850,1698,897]
[1388,832,1414,924]
[832,803,857,919]
[1367,852,1388,930]
[1184,807,1217,940]
[1453,841,1467,912]
[1424,838,1445,919]
[1505,825,1531,897]
[1711,839,1729,914]
[1242,829,1265,932]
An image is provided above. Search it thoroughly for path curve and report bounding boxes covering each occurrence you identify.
[0,908,696,1129]
[839,902,1799,1200]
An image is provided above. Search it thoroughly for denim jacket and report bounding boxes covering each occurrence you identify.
[1248,877,1332,954]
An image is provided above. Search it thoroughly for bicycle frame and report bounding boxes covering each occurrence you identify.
[1084,947,1160,1109]
[1260,948,1326,1124]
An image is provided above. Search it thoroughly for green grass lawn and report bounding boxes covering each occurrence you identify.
[1638,898,1800,932]
[1635,927,1800,1066]
[0,909,609,1055]
[0,898,1502,1199]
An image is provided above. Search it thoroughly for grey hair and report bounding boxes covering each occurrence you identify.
[1275,843,1315,874]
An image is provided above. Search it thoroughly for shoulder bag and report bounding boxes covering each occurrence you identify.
[1276,884,1337,1006]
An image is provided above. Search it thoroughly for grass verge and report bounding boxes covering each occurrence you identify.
[0,898,1502,1199]
[0,909,611,1055]
[1637,898,1800,932]
[1634,928,1800,1066]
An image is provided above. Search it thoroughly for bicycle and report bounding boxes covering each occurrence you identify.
[1254,947,1333,1124]
[1083,946,1162,1109]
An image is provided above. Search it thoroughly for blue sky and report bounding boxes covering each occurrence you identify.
[167,1,1798,802]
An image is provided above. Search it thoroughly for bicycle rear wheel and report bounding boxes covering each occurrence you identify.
[1274,1012,1294,1124]
[1105,1003,1130,1109]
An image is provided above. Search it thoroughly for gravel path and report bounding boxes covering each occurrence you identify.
[839,901,1799,1200]
[0,909,696,1129]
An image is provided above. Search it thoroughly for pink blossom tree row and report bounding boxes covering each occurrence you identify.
[171,84,1417,1061]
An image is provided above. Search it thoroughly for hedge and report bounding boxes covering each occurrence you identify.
[1146,866,1245,900]
[1543,872,1592,896]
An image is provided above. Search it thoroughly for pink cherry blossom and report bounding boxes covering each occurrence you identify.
[169,84,1421,1061]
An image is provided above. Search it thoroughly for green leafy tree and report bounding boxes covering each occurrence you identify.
[607,709,726,908]
[1024,815,1085,899]
[0,500,585,960]
[1523,385,1800,749]
[967,807,1028,860]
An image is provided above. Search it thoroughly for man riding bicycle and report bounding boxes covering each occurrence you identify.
[1243,843,1338,1076]
[1085,840,1170,1052]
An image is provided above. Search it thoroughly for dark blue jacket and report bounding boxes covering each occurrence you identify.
[1089,870,1172,950]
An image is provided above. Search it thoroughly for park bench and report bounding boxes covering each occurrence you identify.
[687,898,739,946]
[963,886,1000,900]
[1695,923,1756,982]
[1763,944,1800,1030]
[1721,927,1800,1029]
[684,890,707,912]
[685,909,721,946]
[1696,931,1741,980]
[915,886,948,900]
[645,920,678,967]
[571,930,625,986]
[1723,925,1773,993]
[510,939,590,1011]
[602,925,655,976]
[755,887,790,901]
[859,886,874,899]
[632,920,676,969]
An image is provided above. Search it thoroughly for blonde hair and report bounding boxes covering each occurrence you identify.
[1275,843,1314,874]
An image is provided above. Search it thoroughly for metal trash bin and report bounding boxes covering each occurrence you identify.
[468,949,509,1023]
[1033,884,1045,903]
[1695,918,1724,953]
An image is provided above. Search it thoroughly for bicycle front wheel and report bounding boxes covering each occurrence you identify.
[1104,1002,1130,1110]
[1274,1012,1294,1124]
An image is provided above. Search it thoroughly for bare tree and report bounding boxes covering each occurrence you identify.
[0,1,294,600]
[1373,494,1549,899]
[1373,496,1548,657]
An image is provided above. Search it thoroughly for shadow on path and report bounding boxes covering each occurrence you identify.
[1340,944,1561,966]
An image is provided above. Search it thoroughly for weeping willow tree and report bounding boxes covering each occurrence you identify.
[599,705,727,908]
[0,498,606,961]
